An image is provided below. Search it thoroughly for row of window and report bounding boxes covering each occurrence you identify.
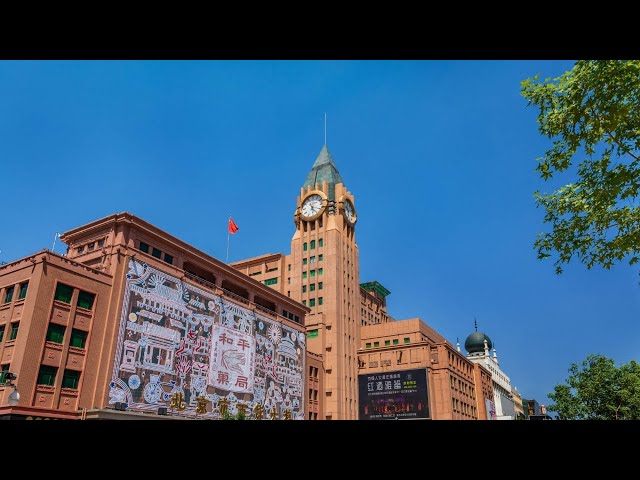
[281,309,301,324]
[452,398,476,417]
[302,282,323,293]
[302,255,323,266]
[139,241,174,265]
[75,238,105,255]
[302,297,323,307]
[45,323,88,349]
[2,282,29,304]
[302,268,323,279]
[0,323,19,342]
[54,283,95,310]
[37,365,81,389]
[302,238,323,251]
[264,278,278,286]
[365,338,411,348]
[0,364,9,385]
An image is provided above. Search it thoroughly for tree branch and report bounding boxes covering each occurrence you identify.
[591,108,640,162]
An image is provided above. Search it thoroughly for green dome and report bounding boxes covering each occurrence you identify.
[465,332,492,354]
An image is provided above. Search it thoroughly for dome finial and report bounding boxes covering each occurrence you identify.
[474,317,478,332]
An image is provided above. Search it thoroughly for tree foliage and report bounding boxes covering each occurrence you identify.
[549,354,640,420]
[521,60,640,273]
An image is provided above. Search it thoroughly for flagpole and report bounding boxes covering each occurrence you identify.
[226,215,231,263]
[52,232,59,252]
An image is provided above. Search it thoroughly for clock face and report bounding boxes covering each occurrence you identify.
[301,194,323,218]
[344,199,356,224]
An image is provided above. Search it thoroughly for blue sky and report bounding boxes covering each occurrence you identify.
[1,60,638,409]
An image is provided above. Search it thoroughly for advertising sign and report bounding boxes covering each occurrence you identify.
[358,368,429,420]
[109,260,305,419]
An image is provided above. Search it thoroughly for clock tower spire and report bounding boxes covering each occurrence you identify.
[289,144,360,420]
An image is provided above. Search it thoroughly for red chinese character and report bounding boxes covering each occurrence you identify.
[217,372,230,385]
[237,338,250,351]
[235,376,249,389]
[219,333,233,345]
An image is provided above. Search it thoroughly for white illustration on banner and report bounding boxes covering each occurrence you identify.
[209,324,255,394]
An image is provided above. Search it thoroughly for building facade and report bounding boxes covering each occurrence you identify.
[233,145,374,420]
[357,318,494,420]
[0,213,308,420]
[462,328,515,420]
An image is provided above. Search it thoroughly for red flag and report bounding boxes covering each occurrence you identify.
[228,217,239,234]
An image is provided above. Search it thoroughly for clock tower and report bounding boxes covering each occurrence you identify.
[288,144,360,420]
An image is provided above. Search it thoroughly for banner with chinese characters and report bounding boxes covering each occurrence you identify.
[108,260,305,419]
[358,368,430,420]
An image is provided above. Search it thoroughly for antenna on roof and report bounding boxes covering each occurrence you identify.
[52,232,60,252]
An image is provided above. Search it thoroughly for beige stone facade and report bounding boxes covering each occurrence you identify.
[0,213,308,419]
[358,319,494,420]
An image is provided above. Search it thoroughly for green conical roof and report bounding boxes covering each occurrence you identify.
[303,145,343,200]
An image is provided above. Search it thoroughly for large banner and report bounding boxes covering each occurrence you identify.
[358,368,430,420]
[108,260,305,419]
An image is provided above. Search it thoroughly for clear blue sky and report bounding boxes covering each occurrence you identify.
[1,60,638,410]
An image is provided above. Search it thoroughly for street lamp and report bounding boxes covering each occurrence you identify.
[4,372,19,406]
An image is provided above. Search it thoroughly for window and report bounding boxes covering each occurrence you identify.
[366,343,371,349]
[3,286,14,304]
[318,282,323,290]
[77,290,95,310]
[303,243,307,252]
[76,246,84,254]
[54,283,73,304]
[310,240,316,249]
[46,323,66,344]
[310,283,315,292]
[249,271,261,276]
[9,322,19,341]
[70,329,88,349]
[318,268,323,276]
[18,282,28,300]
[287,277,291,284]
[0,325,3,342]
[319,254,323,262]
[302,285,307,293]
[310,298,316,307]
[37,365,58,386]
[310,270,315,277]
[87,242,95,252]
[302,300,306,306]
[318,297,323,305]
[282,309,288,317]
[0,364,9,385]
[319,238,323,247]
[265,278,278,286]
[404,337,410,344]
[152,247,162,259]
[164,254,173,265]
[294,315,300,323]
[374,342,380,348]
[302,272,307,279]
[308,329,318,339]
[97,239,105,248]
[62,369,81,389]
[139,242,149,253]
[393,339,399,345]
[310,256,315,264]
[303,258,307,266]
[385,340,391,346]
[287,291,290,297]
[288,264,291,271]
[266,267,278,272]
